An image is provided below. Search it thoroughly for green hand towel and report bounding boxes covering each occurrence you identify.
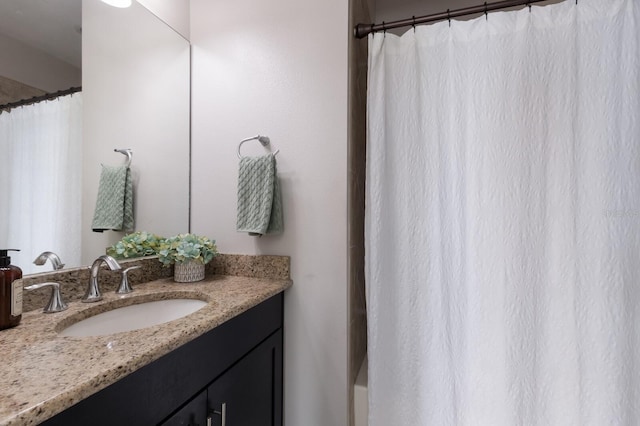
[92,165,134,232]
[236,155,283,236]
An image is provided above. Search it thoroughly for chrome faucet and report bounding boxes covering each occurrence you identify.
[83,255,121,303]
[33,251,65,271]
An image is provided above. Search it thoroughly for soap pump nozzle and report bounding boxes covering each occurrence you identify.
[0,249,20,267]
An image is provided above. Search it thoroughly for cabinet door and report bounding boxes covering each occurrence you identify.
[207,330,283,426]
[162,391,208,426]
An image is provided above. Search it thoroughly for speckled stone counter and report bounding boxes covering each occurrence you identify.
[0,266,291,425]
[21,254,290,313]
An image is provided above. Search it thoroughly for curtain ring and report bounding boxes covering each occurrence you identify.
[484,2,488,20]
[447,9,451,27]
[527,2,531,12]
[412,15,416,32]
[382,21,386,36]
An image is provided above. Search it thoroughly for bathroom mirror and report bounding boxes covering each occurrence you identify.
[80,0,190,266]
[0,0,190,273]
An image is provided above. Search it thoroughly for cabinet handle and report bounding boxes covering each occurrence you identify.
[208,402,226,426]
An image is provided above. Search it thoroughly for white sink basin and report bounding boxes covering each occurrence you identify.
[59,299,208,337]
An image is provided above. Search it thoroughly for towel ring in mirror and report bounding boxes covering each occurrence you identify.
[237,135,280,159]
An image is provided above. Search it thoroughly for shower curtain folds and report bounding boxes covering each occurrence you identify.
[0,93,83,274]
[365,0,640,425]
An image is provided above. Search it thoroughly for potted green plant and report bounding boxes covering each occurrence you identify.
[107,231,163,259]
[157,233,218,282]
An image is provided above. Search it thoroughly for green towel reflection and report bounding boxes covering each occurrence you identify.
[92,165,134,232]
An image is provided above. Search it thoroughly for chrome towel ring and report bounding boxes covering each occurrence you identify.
[114,148,133,167]
[237,135,280,159]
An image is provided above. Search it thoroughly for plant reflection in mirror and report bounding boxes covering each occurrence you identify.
[107,231,163,259]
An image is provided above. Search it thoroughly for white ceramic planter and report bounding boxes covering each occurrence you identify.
[174,260,205,283]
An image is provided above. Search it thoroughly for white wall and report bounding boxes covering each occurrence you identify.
[82,0,190,263]
[137,0,190,40]
[0,33,80,92]
[190,0,349,425]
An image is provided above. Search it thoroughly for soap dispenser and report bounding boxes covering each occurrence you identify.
[0,249,22,330]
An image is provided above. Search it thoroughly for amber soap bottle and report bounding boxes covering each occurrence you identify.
[0,249,22,330]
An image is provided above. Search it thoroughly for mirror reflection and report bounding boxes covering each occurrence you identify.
[0,0,190,274]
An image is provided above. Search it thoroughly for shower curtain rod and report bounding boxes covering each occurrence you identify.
[0,86,81,113]
[354,0,554,38]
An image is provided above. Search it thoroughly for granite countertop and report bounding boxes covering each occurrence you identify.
[0,274,292,426]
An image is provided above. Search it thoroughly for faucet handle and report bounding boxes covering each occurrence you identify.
[24,282,68,313]
[116,266,141,294]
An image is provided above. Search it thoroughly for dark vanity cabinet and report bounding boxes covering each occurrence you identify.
[162,391,208,426]
[43,293,283,426]
[164,330,282,426]
[207,329,282,425]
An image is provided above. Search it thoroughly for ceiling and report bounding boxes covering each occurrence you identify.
[0,0,81,68]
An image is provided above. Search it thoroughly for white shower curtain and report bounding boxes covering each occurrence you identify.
[366,0,640,425]
[0,94,82,274]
